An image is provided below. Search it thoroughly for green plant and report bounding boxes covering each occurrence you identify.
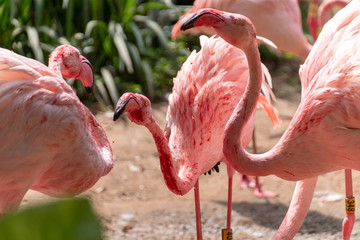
[0,0,191,108]
[0,198,103,240]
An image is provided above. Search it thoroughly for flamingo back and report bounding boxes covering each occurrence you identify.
[278,0,360,175]
[172,0,311,59]
[300,0,360,96]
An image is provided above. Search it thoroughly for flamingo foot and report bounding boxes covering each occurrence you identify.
[253,176,277,198]
[342,212,355,240]
[253,185,278,198]
[239,175,258,188]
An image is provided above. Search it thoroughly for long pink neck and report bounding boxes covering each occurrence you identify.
[144,116,197,196]
[223,41,276,176]
[48,52,63,76]
[318,0,350,28]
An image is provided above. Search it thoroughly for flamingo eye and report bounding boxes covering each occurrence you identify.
[235,19,240,24]
[145,101,149,106]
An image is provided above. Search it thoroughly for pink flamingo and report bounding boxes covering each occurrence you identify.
[0,45,113,215]
[308,0,351,42]
[113,35,281,239]
[48,45,95,94]
[180,2,360,239]
[172,0,312,60]
[173,0,304,194]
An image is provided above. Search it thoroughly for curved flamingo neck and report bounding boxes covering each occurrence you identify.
[48,52,63,76]
[318,0,350,28]
[143,116,197,195]
[223,41,275,176]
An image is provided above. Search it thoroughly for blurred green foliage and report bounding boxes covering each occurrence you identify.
[0,198,103,240]
[0,0,192,108]
[0,0,312,108]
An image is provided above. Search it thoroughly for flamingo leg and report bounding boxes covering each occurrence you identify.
[251,127,277,198]
[223,166,234,240]
[227,174,233,229]
[194,179,203,240]
[342,169,355,240]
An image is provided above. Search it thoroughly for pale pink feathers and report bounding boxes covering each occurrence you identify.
[172,0,311,60]
[165,35,280,176]
[0,48,113,214]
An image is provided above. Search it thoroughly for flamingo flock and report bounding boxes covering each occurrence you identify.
[2,0,360,239]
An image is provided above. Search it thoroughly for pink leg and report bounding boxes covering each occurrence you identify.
[343,169,355,240]
[239,174,256,188]
[251,127,277,198]
[227,174,233,229]
[194,179,203,240]
[253,176,278,198]
[222,165,234,240]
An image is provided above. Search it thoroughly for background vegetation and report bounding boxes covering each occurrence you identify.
[0,0,194,109]
[0,0,310,110]
[0,198,103,240]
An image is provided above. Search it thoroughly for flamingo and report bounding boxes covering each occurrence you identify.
[308,0,351,42]
[180,2,360,239]
[172,0,312,60]
[0,46,113,215]
[48,45,95,94]
[113,35,281,239]
[173,0,305,194]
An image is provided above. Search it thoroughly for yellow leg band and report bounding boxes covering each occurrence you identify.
[222,229,233,240]
[345,197,355,214]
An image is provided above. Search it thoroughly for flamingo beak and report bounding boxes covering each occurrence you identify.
[80,56,94,95]
[113,96,139,121]
[180,9,224,31]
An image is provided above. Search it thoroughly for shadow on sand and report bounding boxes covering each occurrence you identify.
[215,200,343,235]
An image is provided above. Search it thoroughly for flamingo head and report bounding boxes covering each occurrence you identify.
[113,92,152,125]
[180,8,257,50]
[49,45,94,94]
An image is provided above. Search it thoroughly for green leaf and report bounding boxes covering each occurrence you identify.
[111,22,134,74]
[134,15,171,51]
[95,79,112,106]
[26,26,44,62]
[101,67,119,106]
[129,22,145,52]
[0,198,103,240]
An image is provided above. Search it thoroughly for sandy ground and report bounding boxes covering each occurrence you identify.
[22,93,360,240]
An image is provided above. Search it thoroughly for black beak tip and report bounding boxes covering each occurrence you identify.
[180,21,194,31]
[113,104,125,122]
[85,86,93,95]
[113,110,121,122]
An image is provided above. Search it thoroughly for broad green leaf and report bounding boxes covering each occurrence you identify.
[134,15,171,51]
[101,67,119,106]
[111,22,134,74]
[129,22,145,52]
[95,79,112,106]
[0,198,103,240]
[26,26,44,62]
[142,61,154,100]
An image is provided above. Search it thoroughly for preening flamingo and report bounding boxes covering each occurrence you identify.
[113,35,280,239]
[48,45,95,94]
[172,0,311,60]
[180,2,360,239]
[0,46,113,215]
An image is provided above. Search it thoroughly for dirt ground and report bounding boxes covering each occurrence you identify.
[22,92,360,240]
[19,57,360,240]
